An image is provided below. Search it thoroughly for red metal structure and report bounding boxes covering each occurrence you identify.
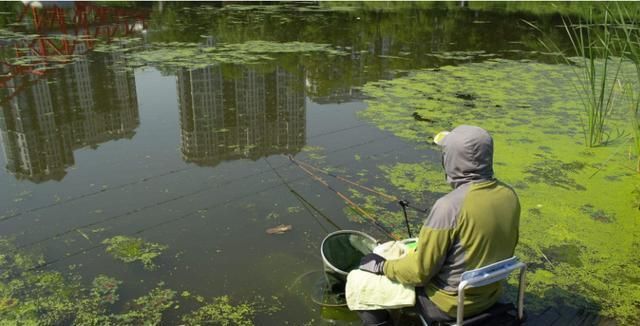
[1,1,148,101]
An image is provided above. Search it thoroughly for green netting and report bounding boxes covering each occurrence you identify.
[321,232,376,274]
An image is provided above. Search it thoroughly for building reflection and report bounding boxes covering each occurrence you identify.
[0,47,140,182]
[177,63,306,167]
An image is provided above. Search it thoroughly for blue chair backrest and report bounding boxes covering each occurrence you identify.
[460,256,520,288]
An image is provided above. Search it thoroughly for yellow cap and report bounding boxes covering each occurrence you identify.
[433,131,450,145]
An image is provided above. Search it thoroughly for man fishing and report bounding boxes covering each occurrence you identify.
[357,125,521,325]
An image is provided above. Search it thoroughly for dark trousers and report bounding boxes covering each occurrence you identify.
[356,287,454,326]
[356,310,393,326]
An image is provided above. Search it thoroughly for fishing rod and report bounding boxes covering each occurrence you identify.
[290,155,427,212]
[264,157,341,233]
[288,155,405,240]
[288,155,430,238]
[21,146,417,273]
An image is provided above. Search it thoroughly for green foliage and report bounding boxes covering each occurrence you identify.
[468,1,640,20]
[102,236,168,270]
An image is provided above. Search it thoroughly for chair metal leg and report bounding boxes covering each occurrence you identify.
[517,265,527,321]
[456,280,469,326]
[418,313,429,326]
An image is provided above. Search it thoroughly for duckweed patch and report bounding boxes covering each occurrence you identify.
[378,162,450,195]
[112,40,347,70]
[102,236,168,270]
[580,204,616,224]
[0,237,281,324]
[360,59,640,323]
[633,185,640,210]
[181,295,281,326]
[523,154,586,190]
[115,285,177,325]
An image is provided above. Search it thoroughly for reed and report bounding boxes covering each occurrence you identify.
[563,10,625,147]
[526,7,625,147]
[610,4,640,171]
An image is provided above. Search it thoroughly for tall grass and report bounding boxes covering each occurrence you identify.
[563,10,625,147]
[526,7,625,148]
[610,4,640,172]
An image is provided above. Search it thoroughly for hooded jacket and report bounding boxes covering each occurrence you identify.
[382,125,520,317]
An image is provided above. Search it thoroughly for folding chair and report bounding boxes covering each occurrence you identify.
[417,256,526,326]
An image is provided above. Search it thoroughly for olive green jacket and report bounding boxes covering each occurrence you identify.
[383,125,520,317]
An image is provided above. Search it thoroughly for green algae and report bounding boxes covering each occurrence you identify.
[359,59,640,323]
[301,145,327,162]
[181,295,281,326]
[426,50,496,61]
[342,187,419,240]
[102,236,168,270]
[523,154,587,191]
[0,237,280,325]
[113,285,177,326]
[287,206,303,214]
[378,162,450,195]
[112,40,347,70]
[633,185,640,210]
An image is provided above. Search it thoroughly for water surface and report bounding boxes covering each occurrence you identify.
[1,2,637,325]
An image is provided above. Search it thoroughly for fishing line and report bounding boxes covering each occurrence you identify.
[0,166,193,223]
[288,188,341,232]
[264,157,338,234]
[11,134,405,253]
[1,122,390,223]
[288,155,400,240]
[19,140,417,266]
[289,155,428,214]
[288,155,430,238]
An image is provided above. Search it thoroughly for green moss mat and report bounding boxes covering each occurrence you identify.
[358,59,640,323]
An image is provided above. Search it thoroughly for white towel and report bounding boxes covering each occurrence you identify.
[345,241,416,310]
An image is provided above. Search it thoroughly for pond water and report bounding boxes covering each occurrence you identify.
[0,2,638,325]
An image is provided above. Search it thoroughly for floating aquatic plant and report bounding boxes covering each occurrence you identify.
[378,162,450,195]
[114,285,176,326]
[580,204,616,223]
[632,185,640,210]
[0,237,282,324]
[181,295,280,326]
[102,236,168,270]
[523,155,586,190]
[116,40,347,70]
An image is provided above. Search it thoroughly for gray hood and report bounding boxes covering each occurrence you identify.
[438,125,494,188]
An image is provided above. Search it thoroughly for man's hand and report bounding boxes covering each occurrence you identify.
[359,253,386,275]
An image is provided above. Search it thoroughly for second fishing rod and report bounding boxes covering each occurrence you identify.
[287,155,429,239]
